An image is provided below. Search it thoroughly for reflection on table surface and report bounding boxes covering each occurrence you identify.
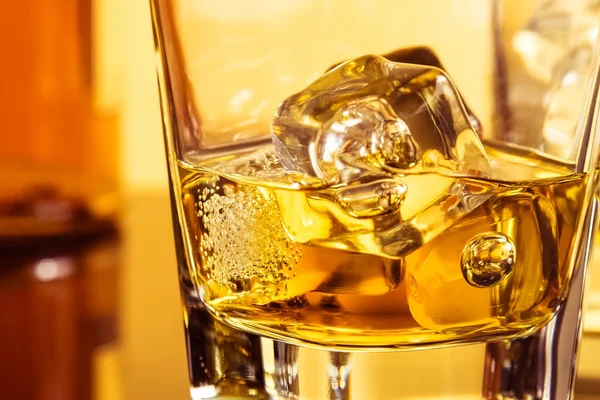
[0,193,189,400]
[0,234,122,400]
[1,192,600,400]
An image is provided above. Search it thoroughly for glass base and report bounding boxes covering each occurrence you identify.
[260,340,486,400]
[182,200,597,400]
[186,302,489,400]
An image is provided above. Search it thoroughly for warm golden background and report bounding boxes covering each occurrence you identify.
[2,0,600,399]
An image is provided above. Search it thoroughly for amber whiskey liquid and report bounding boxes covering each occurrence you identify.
[177,141,586,350]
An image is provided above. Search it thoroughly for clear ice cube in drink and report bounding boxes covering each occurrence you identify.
[328,47,483,137]
[272,54,490,186]
[269,54,494,258]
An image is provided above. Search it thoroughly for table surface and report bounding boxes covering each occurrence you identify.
[1,191,599,400]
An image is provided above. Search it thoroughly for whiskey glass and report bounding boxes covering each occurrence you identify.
[150,1,600,398]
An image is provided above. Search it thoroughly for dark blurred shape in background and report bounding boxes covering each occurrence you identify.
[0,1,124,398]
[0,0,120,248]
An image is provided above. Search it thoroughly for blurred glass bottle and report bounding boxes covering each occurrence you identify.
[0,0,121,247]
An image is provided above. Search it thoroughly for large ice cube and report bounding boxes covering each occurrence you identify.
[328,47,483,137]
[274,94,421,186]
[267,54,496,258]
[272,54,491,187]
[406,188,559,332]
